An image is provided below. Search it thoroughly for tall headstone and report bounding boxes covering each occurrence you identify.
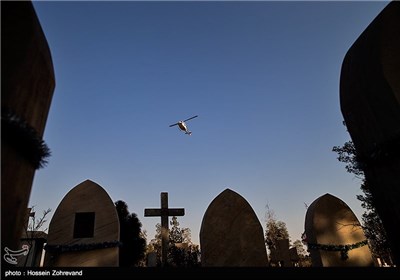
[1,1,55,264]
[289,247,300,266]
[146,252,157,267]
[340,2,400,264]
[304,193,374,267]
[44,180,120,267]
[200,188,268,266]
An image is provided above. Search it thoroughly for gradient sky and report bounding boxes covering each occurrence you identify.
[29,0,389,247]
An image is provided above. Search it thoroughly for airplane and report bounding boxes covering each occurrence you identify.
[169,115,198,135]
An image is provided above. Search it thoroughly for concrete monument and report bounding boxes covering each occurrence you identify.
[200,188,268,266]
[304,193,373,267]
[44,180,120,267]
[1,1,55,265]
[340,1,400,263]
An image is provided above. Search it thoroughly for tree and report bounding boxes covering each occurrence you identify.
[168,216,199,267]
[265,205,297,267]
[333,139,393,265]
[292,239,311,267]
[115,200,146,267]
[148,216,200,267]
[264,205,290,253]
[292,239,306,256]
[147,223,162,266]
[169,216,183,244]
[23,206,51,267]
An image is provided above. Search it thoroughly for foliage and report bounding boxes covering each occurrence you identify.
[168,243,200,267]
[332,141,364,177]
[292,240,306,257]
[357,182,393,264]
[115,200,146,267]
[2,108,51,169]
[307,240,368,260]
[265,206,312,267]
[148,216,200,267]
[169,216,183,243]
[292,239,312,267]
[264,205,290,252]
[332,139,393,264]
[45,241,121,253]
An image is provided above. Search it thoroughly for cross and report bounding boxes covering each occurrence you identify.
[144,192,185,267]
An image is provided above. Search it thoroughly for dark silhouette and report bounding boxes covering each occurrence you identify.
[339,2,400,264]
[333,139,394,265]
[115,200,146,267]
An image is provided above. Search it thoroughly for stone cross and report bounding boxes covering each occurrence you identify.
[144,192,184,266]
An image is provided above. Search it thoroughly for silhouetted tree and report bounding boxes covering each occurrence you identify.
[292,239,311,267]
[265,205,290,253]
[333,138,393,265]
[115,200,146,267]
[147,223,162,266]
[23,206,51,267]
[148,216,200,267]
[169,216,183,244]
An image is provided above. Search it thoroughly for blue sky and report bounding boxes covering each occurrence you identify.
[29,1,389,246]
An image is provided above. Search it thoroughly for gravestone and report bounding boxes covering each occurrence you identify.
[44,180,120,267]
[1,1,55,264]
[200,188,268,266]
[289,247,300,266]
[147,252,157,267]
[340,2,400,263]
[269,239,299,267]
[304,193,373,267]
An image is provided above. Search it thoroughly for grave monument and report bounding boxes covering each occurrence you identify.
[304,193,373,267]
[340,1,400,264]
[200,188,268,266]
[1,1,55,265]
[44,180,120,267]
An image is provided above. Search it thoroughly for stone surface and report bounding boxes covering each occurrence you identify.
[200,188,268,266]
[147,252,157,267]
[340,1,400,264]
[305,193,373,267]
[1,1,55,263]
[44,180,120,267]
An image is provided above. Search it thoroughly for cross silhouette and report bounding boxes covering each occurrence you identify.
[144,192,184,266]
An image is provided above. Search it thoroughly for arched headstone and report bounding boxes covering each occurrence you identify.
[304,193,373,267]
[200,188,267,266]
[44,180,120,267]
